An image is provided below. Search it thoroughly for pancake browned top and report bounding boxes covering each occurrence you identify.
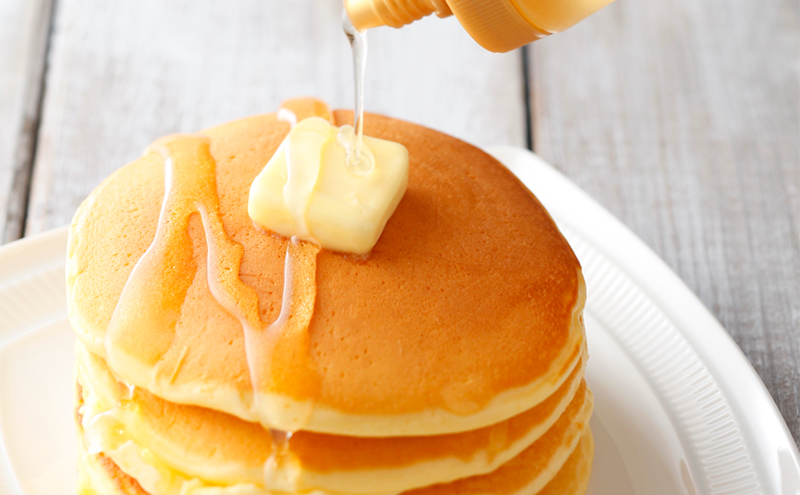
[67,104,585,436]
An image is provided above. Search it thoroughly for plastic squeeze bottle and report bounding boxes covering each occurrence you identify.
[344,0,614,52]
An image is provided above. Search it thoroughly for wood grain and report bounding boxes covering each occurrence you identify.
[24,0,526,234]
[0,0,54,243]
[529,0,800,441]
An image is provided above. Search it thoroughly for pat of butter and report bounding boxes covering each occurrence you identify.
[248,116,408,254]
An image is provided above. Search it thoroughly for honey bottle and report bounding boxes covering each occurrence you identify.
[344,0,614,52]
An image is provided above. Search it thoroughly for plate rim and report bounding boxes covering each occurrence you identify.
[486,145,800,489]
[0,227,67,285]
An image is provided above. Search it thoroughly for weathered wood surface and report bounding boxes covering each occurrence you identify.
[530,0,799,441]
[23,0,525,234]
[0,0,54,243]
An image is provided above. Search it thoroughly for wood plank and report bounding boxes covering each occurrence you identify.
[529,0,800,442]
[0,0,54,243]
[25,0,526,235]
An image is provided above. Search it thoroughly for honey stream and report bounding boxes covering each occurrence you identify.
[341,10,373,175]
[104,130,322,481]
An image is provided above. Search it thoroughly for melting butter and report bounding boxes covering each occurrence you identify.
[248,116,408,255]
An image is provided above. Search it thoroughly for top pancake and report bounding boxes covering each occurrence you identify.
[67,104,585,436]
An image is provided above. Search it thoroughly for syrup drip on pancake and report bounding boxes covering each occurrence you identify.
[245,237,320,429]
[278,97,335,126]
[103,134,322,443]
[252,98,335,474]
[265,428,294,483]
[120,382,135,401]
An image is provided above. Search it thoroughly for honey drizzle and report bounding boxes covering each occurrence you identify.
[105,134,321,443]
[342,11,373,176]
[244,238,321,422]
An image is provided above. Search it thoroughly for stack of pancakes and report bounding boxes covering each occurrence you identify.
[69,100,593,495]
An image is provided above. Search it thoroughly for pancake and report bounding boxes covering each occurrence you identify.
[404,409,592,495]
[76,368,594,495]
[404,430,594,495]
[539,429,593,495]
[76,340,588,494]
[77,433,593,495]
[67,101,587,436]
[77,448,148,495]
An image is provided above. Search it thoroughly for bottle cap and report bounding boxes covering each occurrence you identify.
[446,0,549,52]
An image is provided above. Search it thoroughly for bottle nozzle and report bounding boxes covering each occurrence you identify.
[344,0,450,31]
[344,0,386,30]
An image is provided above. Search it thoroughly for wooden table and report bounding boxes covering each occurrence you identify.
[1,0,797,444]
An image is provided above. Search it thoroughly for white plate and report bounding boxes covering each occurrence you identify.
[0,147,797,495]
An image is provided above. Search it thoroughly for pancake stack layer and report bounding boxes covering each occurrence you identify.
[69,99,593,495]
